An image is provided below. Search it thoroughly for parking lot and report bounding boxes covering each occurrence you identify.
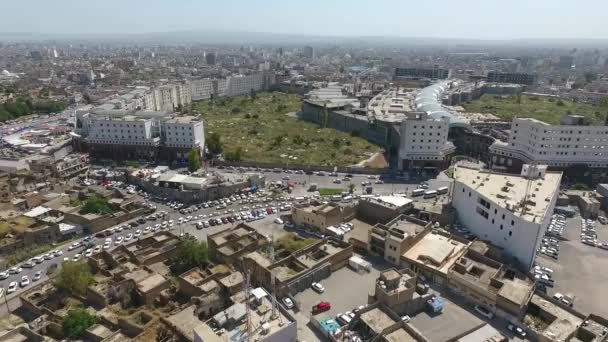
[290,257,389,341]
[536,215,608,317]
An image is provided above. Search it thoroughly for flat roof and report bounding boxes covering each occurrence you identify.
[23,206,51,218]
[454,166,561,222]
[374,195,413,208]
[384,328,417,342]
[402,231,467,274]
[457,323,505,342]
[526,295,583,341]
[360,308,396,333]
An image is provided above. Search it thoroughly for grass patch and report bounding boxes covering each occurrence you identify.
[6,243,57,266]
[462,94,606,124]
[193,92,381,166]
[318,188,343,196]
[274,233,316,253]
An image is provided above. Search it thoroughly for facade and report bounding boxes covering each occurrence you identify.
[394,67,451,80]
[486,71,537,85]
[163,116,205,159]
[452,165,562,269]
[399,112,455,170]
[226,73,264,97]
[490,117,608,170]
[290,202,346,230]
[189,79,215,101]
[367,215,429,265]
[302,46,314,59]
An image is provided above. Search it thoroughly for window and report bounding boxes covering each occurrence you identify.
[502,214,505,220]
[511,220,514,226]
[500,224,503,230]
[476,207,489,219]
[509,231,512,237]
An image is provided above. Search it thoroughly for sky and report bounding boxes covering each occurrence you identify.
[0,0,607,40]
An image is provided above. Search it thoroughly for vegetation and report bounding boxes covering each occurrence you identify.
[274,233,316,253]
[348,183,356,194]
[55,261,95,296]
[6,243,56,266]
[62,308,97,339]
[319,188,343,196]
[126,161,142,168]
[0,97,67,122]
[171,239,209,274]
[225,147,243,162]
[462,94,606,125]
[572,183,590,190]
[193,92,381,166]
[80,195,115,215]
[188,147,202,172]
[206,132,223,155]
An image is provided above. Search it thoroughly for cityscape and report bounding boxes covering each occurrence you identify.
[1,1,608,342]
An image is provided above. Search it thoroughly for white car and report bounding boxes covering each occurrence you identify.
[311,282,325,293]
[474,305,494,320]
[33,271,42,282]
[20,276,30,287]
[68,242,81,251]
[73,254,82,262]
[115,236,123,244]
[134,229,141,237]
[144,226,151,234]
[84,249,93,257]
[54,250,64,257]
[125,233,133,242]
[7,282,18,294]
[94,245,102,253]
[8,267,22,274]
[103,242,112,250]
[282,297,294,309]
[0,272,9,280]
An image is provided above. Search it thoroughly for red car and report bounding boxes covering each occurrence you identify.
[266,207,273,214]
[312,301,331,314]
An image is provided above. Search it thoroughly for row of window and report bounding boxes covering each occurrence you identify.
[411,139,442,143]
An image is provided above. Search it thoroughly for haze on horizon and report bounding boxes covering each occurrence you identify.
[0,0,606,40]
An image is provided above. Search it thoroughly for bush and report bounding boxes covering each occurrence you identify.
[63,308,97,339]
[231,107,241,114]
[80,195,115,215]
[55,261,95,296]
[556,100,565,106]
[171,239,209,275]
[274,233,316,253]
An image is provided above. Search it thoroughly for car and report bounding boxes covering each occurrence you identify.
[103,241,112,250]
[8,267,22,274]
[54,250,64,257]
[311,282,325,293]
[144,226,151,234]
[134,229,141,237]
[401,315,411,323]
[20,275,30,287]
[73,254,82,262]
[508,323,527,337]
[68,242,81,251]
[94,245,102,253]
[333,179,342,184]
[43,253,53,260]
[474,305,494,319]
[7,282,18,294]
[84,249,93,257]
[282,297,294,309]
[125,233,133,242]
[312,301,331,314]
[33,271,42,282]
[0,271,9,280]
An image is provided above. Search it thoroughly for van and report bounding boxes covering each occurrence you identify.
[412,189,425,197]
[423,190,438,198]
[437,186,449,195]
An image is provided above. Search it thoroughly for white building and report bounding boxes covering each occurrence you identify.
[163,116,205,154]
[226,73,265,97]
[452,165,562,269]
[189,79,215,100]
[87,115,160,147]
[398,112,455,170]
[490,117,608,169]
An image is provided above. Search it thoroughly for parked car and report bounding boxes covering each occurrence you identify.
[311,282,325,293]
[508,323,527,338]
[312,301,331,314]
[474,305,494,320]
[282,297,294,309]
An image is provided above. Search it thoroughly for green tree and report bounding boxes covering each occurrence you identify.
[188,147,202,172]
[80,195,115,215]
[292,135,305,145]
[231,107,241,114]
[171,239,209,274]
[332,138,342,148]
[206,132,223,155]
[225,147,243,162]
[348,183,356,194]
[63,308,97,339]
[55,261,95,296]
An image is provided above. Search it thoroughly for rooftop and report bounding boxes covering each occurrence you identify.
[525,294,584,341]
[384,328,418,342]
[360,307,396,334]
[454,166,562,222]
[402,230,468,274]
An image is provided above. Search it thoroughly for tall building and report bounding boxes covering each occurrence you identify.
[398,112,455,170]
[558,56,575,69]
[303,46,314,59]
[205,52,216,65]
[452,164,561,269]
[76,110,204,162]
[486,71,537,85]
[394,67,451,80]
[489,116,608,171]
[189,79,215,101]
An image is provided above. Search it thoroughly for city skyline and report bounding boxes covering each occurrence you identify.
[0,0,607,40]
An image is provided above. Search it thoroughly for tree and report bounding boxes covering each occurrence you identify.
[80,195,115,215]
[206,132,223,155]
[188,147,202,172]
[348,183,356,194]
[584,72,598,84]
[55,261,95,296]
[63,308,97,339]
[225,147,243,162]
[171,239,209,274]
[332,138,342,148]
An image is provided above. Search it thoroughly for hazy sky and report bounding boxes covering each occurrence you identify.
[1,0,607,40]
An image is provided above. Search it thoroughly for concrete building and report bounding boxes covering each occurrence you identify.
[486,71,537,85]
[366,215,429,265]
[452,165,562,269]
[303,45,314,59]
[189,78,215,101]
[226,73,266,97]
[490,117,608,171]
[394,67,451,80]
[290,202,347,231]
[399,112,455,171]
[207,224,269,265]
[163,116,205,159]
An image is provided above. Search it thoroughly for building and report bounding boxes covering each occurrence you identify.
[395,67,451,80]
[366,215,429,265]
[303,46,314,59]
[490,117,608,171]
[373,268,418,315]
[558,55,575,69]
[76,109,204,162]
[226,73,266,97]
[486,71,537,86]
[290,202,348,230]
[52,153,89,179]
[452,165,562,269]
[207,224,269,265]
[205,52,216,65]
[398,112,456,171]
[189,78,215,101]
[523,294,585,342]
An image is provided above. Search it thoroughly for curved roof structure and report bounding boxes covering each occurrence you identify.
[414,81,470,129]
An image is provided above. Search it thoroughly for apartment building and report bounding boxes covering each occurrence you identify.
[77,109,204,162]
[226,73,264,97]
[486,71,537,85]
[490,117,608,171]
[398,112,455,170]
[452,165,562,269]
[394,67,451,80]
[189,78,215,100]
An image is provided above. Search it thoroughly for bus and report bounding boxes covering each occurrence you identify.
[412,189,425,197]
[423,190,438,198]
[437,186,449,195]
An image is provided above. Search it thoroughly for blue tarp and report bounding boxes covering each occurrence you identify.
[427,296,445,313]
[320,319,340,334]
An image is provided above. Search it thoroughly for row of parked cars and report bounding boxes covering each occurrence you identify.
[580,218,608,250]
